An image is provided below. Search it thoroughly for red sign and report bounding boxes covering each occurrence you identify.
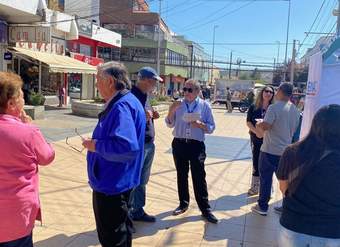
[73,54,104,66]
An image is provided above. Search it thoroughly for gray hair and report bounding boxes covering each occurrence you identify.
[97,61,131,90]
[184,79,201,91]
[279,82,293,97]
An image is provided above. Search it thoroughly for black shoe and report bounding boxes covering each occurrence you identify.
[172,205,188,216]
[202,212,218,224]
[130,225,136,234]
[274,206,283,215]
[132,212,156,222]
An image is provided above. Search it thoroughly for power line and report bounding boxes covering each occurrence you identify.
[181,1,256,31]
[298,0,327,53]
[32,0,158,25]
[197,42,312,46]
[177,1,236,30]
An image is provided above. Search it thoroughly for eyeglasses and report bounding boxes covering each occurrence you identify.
[264,90,274,94]
[65,128,85,153]
[183,87,194,93]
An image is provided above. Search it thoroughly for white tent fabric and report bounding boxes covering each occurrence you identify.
[300,51,340,139]
[300,52,323,139]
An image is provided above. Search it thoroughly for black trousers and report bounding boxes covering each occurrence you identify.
[250,134,263,177]
[172,138,211,213]
[93,190,132,247]
[0,233,33,247]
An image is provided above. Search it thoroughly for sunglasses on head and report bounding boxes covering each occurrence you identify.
[264,90,274,94]
[183,87,193,93]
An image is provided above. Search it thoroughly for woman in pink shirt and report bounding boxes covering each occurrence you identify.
[0,72,55,246]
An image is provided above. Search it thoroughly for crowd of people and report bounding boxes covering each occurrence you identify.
[246,83,340,246]
[0,62,340,247]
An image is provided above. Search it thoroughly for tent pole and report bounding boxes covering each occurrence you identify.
[38,61,42,93]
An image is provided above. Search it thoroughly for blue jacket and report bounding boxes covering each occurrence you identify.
[87,91,146,195]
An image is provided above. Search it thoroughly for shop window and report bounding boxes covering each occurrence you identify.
[80,44,92,57]
[104,24,132,38]
[68,74,82,99]
[98,47,112,62]
[112,48,121,61]
[135,24,156,40]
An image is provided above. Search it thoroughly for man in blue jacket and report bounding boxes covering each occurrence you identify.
[82,61,146,247]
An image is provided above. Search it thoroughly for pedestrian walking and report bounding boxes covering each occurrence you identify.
[57,82,65,107]
[251,82,300,216]
[165,79,218,224]
[277,104,340,246]
[0,72,55,246]
[226,87,233,113]
[82,62,146,247]
[246,86,274,196]
[130,67,162,223]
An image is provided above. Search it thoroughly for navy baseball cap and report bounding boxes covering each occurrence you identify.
[138,67,163,82]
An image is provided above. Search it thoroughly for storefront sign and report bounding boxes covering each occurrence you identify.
[9,26,51,43]
[77,19,92,37]
[4,52,12,60]
[73,53,103,66]
[16,38,65,55]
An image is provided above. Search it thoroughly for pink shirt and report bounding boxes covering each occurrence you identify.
[0,114,55,242]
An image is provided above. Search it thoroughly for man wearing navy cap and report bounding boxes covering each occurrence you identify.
[130,67,162,223]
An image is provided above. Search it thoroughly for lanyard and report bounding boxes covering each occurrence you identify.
[185,101,198,113]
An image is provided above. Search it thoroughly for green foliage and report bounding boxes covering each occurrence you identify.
[93,96,105,103]
[155,95,170,102]
[239,73,250,80]
[149,98,159,106]
[29,92,45,106]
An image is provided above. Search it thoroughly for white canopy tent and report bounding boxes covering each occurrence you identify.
[300,37,340,139]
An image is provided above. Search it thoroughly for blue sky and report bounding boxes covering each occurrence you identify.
[148,0,338,67]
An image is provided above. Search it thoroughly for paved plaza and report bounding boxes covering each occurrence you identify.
[32,108,282,247]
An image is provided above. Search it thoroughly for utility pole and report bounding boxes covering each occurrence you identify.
[193,55,196,79]
[337,0,340,36]
[273,58,276,71]
[228,51,233,79]
[189,44,194,78]
[290,39,296,84]
[211,25,218,84]
[283,0,291,82]
[156,0,162,76]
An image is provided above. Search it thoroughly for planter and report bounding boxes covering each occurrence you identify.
[24,105,45,120]
[72,100,104,118]
[72,100,169,118]
[153,104,168,115]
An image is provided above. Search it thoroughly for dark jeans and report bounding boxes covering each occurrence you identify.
[93,190,132,247]
[172,138,211,213]
[0,233,33,247]
[130,142,155,218]
[258,151,281,211]
[250,134,263,177]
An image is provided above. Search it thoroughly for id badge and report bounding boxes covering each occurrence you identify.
[185,128,191,138]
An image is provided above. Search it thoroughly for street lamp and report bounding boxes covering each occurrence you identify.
[210,25,219,84]
[283,0,291,82]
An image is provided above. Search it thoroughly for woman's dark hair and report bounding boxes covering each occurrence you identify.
[287,104,340,194]
[254,86,274,109]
